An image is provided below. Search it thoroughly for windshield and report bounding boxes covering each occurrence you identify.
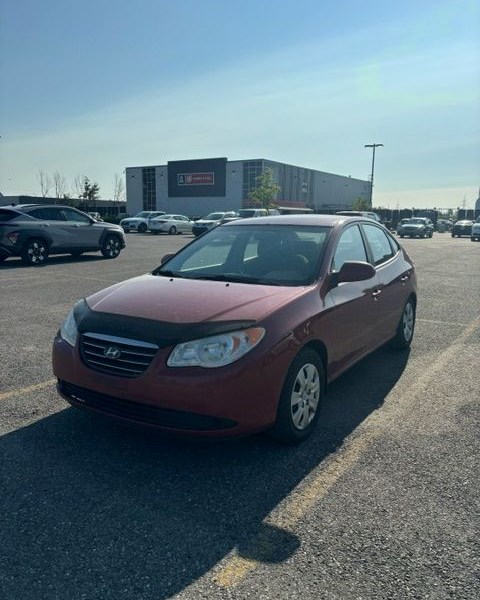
[134,211,151,218]
[404,218,426,224]
[154,224,330,286]
[237,209,257,218]
[204,213,224,220]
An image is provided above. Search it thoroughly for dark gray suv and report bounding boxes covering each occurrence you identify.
[0,204,126,266]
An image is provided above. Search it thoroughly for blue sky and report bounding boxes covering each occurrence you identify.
[1,0,479,208]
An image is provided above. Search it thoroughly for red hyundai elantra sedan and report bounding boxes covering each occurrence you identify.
[53,215,416,443]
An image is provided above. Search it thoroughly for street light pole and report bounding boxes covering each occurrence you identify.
[364,143,383,207]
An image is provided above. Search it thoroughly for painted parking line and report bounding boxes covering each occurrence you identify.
[213,315,480,589]
[0,379,56,402]
[213,432,374,588]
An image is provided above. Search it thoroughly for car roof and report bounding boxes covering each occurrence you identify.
[222,214,371,227]
[2,204,78,211]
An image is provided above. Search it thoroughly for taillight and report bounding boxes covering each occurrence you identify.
[7,232,19,244]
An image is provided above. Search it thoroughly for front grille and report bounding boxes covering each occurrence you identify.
[80,332,158,378]
[59,380,236,430]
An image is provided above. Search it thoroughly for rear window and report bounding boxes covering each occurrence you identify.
[0,209,19,222]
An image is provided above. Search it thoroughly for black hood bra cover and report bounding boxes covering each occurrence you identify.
[74,300,256,348]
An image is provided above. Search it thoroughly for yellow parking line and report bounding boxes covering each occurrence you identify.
[213,315,480,589]
[0,379,56,401]
[213,433,373,588]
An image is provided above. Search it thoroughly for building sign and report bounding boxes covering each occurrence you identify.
[168,158,226,197]
[177,172,215,186]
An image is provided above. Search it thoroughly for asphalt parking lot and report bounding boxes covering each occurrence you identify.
[1,232,478,600]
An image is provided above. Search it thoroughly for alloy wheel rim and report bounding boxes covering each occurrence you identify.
[290,363,320,430]
[403,303,414,341]
[28,242,46,263]
[106,239,120,257]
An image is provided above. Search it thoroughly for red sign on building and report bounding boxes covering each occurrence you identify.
[177,172,215,186]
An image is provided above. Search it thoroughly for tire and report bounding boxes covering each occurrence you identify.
[389,297,416,350]
[137,223,147,234]
[21,238,49,266]
[168,226,177,235]
[269,348,325,444]
[101,235,122,259]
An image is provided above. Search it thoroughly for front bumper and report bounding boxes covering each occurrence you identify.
[52,335,287,437]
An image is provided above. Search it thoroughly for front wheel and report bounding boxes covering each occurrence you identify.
[137,223,147,234]
[168,226,177,235]
[390,297,416,350]
[269,348,324,444]
[101,235,122,259]
[22,238,49,266]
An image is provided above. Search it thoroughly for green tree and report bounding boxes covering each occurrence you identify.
[352,197,371,211]
[248,168,280,208]
[80,177,100,201]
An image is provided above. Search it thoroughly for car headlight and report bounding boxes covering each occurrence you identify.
[60,307,79,347]
[167,327,265,368]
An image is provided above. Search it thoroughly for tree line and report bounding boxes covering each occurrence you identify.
[36,169,125,203]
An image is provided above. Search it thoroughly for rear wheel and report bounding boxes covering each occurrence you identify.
[390,297,416,350]
[137,223,147,234]
[22,238,49,266]
[269,348,324,444]
[168,225,177,235]
[101,235,122,259]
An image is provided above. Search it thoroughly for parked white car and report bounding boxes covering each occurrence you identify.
[120,211,165,233]
[192,212,238,237]
[471,220,480,242]
[148,214,194,235]
[336,210,382,223]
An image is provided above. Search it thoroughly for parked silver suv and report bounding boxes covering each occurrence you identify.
[0,204,126,266]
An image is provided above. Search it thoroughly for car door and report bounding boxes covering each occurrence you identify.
[177,216,192,232]
[27,206,71,250]
[361,223,410,342]
[171,216,184,232]
[326,224,382,374]
[60,208,102,249]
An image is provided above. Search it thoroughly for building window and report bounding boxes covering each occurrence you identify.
[242,160,263,201]
[142,167,156,211]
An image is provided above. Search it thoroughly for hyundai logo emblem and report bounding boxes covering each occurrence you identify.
[103,346,122,359]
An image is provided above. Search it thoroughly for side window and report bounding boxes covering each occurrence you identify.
[28,208,47,220]
[41,208,65,221]
[387,232,400,254]
[0,210,19,222]
[332,225,368,271]
[362,224,395,266]
[61,209,91,224]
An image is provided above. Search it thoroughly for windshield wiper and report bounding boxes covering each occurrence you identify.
[156,269,185,278]
[195,273,281,285]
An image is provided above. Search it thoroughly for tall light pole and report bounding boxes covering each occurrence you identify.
[364,143,383,207]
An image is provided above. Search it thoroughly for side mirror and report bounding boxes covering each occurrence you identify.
[160,252,175,264]
[331,261,376,287]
